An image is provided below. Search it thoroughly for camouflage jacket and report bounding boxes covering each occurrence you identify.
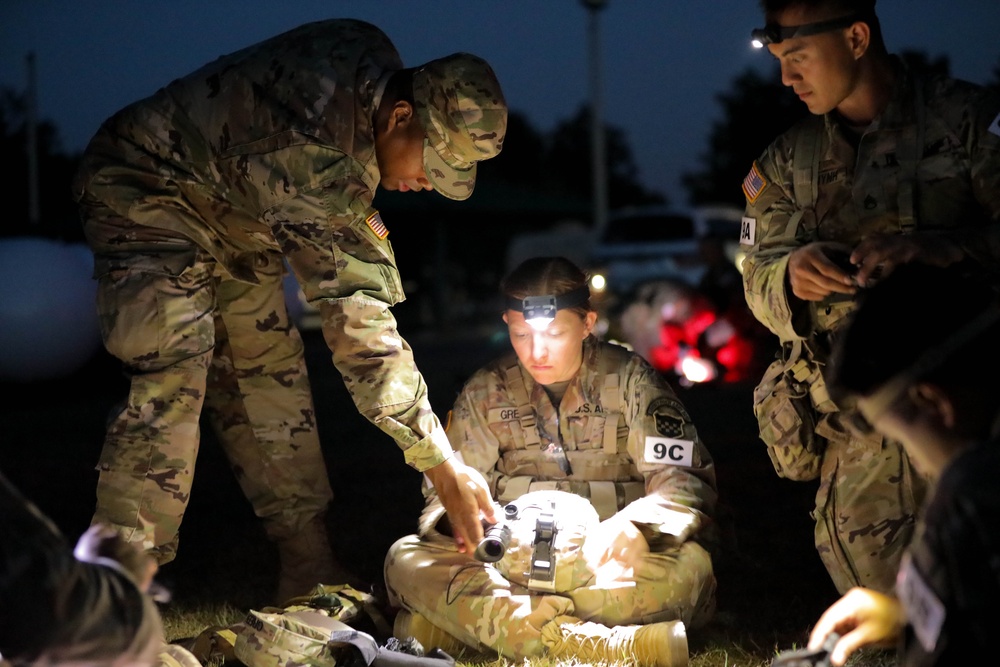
[741,60,1000,346]
[896,424,1000,664]
[420,338,718,548]
[0,472,163,665]
[73,20,454,470]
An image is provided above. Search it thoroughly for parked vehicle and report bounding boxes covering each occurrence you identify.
[584,204,743,329]
[584,204,774,384]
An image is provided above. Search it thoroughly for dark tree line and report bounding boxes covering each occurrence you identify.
[683,52,1000,208]
[1,88,84,241]
[4,51,999,240]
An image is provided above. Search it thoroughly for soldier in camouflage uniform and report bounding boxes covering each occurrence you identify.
[804,265,1000,666]
[741,0,1000,594]
[0,470,163,667]
[384,257,717,667]
[72,19,507,603]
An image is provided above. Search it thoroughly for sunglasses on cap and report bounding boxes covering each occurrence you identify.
[845,306,1000,437]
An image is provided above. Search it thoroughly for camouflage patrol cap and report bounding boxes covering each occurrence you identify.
[412,52,508,201]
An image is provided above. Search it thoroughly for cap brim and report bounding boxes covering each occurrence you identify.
[423,139,476,201]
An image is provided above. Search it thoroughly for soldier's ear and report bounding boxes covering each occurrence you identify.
[847,20,870,60]
[909,382,954,428]
[388,101,416,131]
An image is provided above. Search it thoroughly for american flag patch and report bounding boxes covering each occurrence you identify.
[742,162,767,204]
[365,211,389,240]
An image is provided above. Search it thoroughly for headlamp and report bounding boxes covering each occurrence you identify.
[750,12,865,48]
[506,285,590,332]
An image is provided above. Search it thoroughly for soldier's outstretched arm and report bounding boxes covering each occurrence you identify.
[424,457,496,554]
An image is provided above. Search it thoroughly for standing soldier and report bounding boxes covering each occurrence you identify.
[385,257,717,667]
[740,0,1000,594]
[72,19,507,603]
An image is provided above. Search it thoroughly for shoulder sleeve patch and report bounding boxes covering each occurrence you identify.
[365,210,389,240]
[742,161,769,204]
[645,396,692,423]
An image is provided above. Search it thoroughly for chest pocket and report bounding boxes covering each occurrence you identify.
[586,372,627,455]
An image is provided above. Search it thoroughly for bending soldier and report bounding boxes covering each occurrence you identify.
[72,19,507,603]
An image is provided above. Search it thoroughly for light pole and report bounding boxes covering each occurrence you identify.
[581,0,608,233]
[26,52,40,225]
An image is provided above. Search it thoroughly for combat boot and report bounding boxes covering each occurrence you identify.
[393,609,468,656]
[541,616,688,667]
[274,515,357,604]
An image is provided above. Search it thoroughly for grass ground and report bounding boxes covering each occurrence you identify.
[0,328,897,666]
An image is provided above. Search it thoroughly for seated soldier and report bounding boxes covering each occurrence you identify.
[803,264,1000,665]
[0,470,164,667]
[384,256,718,667]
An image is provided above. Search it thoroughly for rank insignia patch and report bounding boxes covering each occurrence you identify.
[366,211,389,240]
[742,161,768,204]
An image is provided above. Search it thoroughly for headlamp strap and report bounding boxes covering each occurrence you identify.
[506,285,590,315]
[752,11,869,46]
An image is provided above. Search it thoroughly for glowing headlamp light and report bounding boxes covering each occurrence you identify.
[750,12,865,48]
[506,285,590,332]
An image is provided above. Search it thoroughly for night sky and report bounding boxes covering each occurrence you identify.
[3,0,999,204]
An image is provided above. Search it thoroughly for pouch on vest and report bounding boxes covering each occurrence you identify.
[189,584,389,667]
[752,342,836,481]
[231,609,455,667]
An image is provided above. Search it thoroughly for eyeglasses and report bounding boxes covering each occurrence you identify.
[751,13,865,48]
[846,306,1000,436]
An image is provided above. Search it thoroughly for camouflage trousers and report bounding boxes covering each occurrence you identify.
[81,203,333,565]
[812,412,928,594]
[383,534,715,660]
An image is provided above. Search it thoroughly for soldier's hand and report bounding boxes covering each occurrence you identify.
[850,233,964,288]
[787,242,858,301]
[424,457,496,554]
[807,587,904,666]
[582,515,649,579]
[74,523,159,592]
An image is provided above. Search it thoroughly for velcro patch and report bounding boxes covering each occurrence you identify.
[644,436,694,466]
[990,111,1000,138]
[365,211,389,240]
[897,554,945,652]
[742,161,768,204]
[739,216,757,246]
[489,407,520,423]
